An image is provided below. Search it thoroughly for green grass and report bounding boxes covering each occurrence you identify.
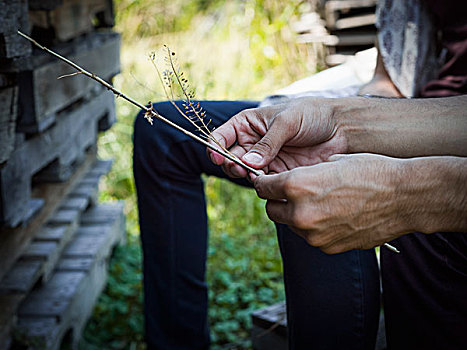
[82,1,321,349]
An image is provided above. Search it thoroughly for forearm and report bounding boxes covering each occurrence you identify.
[399,156,467,234]
[334,95,467,157]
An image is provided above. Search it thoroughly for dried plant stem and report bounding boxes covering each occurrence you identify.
[17,30,261,176]
[384,243,400,253]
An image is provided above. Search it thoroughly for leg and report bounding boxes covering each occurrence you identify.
[134,99,380,349]
[133,100,257,350]
[277,225,381,350]
[381,232,467,350]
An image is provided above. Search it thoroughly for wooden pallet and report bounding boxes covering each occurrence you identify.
[324,0,377,30]
[30,0,114,43]
[0,160,115,347]
[0,158,111,287]
[0,152,95,285]
[251,302,287,350]
[0,89,115,228]
[16,31,120,134]
[12,203,124,350]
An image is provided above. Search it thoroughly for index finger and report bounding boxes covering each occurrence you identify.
[254,172,289,200]
[208,114,241,165]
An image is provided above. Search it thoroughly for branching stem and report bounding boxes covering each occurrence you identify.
[17,30,261,176]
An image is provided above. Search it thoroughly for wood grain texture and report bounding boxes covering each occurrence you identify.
[16,31,120,133]
[0,86,18,164]
[13,202,125,349]
[0,0,31,59]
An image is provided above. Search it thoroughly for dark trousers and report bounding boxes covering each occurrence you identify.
[381,232,467,350]
[133,100,381,350]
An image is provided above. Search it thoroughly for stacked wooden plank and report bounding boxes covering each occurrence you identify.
[251,301,387,350]
[295,0,378,66]
[0,160,125,350]
[0,1,124,349]
[251,302,287,350]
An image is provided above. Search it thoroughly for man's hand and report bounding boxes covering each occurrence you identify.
[254,153,467,254]
[254,154,410,254]
[208,98,347,178]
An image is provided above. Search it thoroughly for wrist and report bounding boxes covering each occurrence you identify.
[332,97,375,154]
[398,157,467,234]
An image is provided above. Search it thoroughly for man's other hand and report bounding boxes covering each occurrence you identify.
[208,98,347,178]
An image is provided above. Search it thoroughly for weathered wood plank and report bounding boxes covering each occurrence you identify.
[251,302,288,350]
[0,0,31,59]
[0,260,42,295]
[0,150,96,281]
[65,205,125,260]
[20,241,61,283]
[0,295,24,350]
[35,224,70,241]
[63,231,107,260]
[80,202,124,225]
[81,202,126,245]
[0,86,18,164]
[14,317,62,350]
[16,31,120,133]
[69,183,99,200]
[15,241,113,348]
[47,208,81,226]
[12,199,124,349]
[30,223,78,284]
[0,90,113,227]
[29,0,115,42]
[297,32,375,47]
[334,13,376,30]
[56,257,94,272]
[86,159,113,178]
[60,197,89,212]
[18,271,87,318]
[325,0,377,29]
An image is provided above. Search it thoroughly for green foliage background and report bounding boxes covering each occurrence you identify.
[81,1,321,349]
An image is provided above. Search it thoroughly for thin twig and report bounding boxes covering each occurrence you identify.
[384,243,399,253]
[57,71,82,79]
[17,30,261,176]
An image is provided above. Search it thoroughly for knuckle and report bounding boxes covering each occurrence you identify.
[255,136,275,154]
[282,174,299,198]
[289,206,307,229]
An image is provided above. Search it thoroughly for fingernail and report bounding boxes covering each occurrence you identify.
[243,152,263,165]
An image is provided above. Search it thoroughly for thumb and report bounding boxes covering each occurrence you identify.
[242,114,294,168]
